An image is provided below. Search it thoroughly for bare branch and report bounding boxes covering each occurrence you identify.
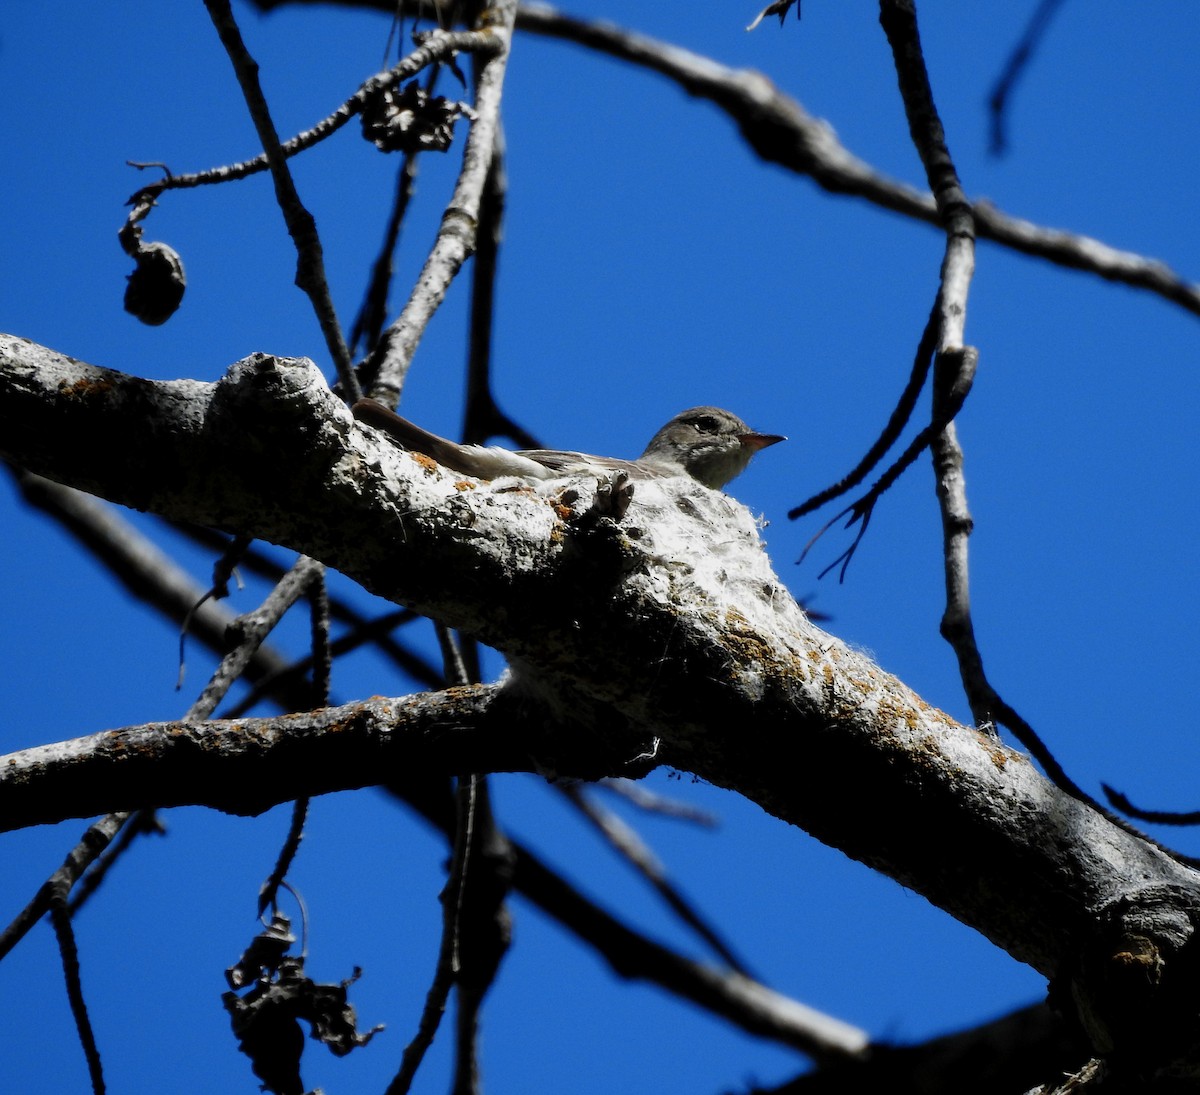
[0,687,520,831]
[513,2,1200,320]
[460,130,542,451]
[50,896,106,1095]
[798,345,976,580]
[202,0,359,400]
[560,783,753,976]
[878,0,975,351]
[0,813,131,961]
[366,0,517,405]
[446,811,873,1063]
[350,155,422,357]
[123,28,497,202]
[192,556,325,718]
[1103,787,1200,827]
[788,296,939,520]
[987,0,1069,156]
[10,473,316,704]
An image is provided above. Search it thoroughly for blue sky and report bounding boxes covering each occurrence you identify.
[3,1,1199,1092]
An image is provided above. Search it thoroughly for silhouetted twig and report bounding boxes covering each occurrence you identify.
[987,0,1068,156]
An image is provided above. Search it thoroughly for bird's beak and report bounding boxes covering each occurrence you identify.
[738,431,786,452]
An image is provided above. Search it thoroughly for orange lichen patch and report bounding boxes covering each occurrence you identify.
[58,375,116,399]
[981,738,1011,770]
[453,480,477,492]
[720,607,777,670]
[318,709,356,733]
[443,684,485,700]
[411,452,440,473]
[551,501,572,520]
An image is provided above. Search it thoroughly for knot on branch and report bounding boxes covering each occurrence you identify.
[1065,884,1200,1076]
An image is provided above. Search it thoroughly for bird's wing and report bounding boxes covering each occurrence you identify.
[354,400,683,482]
[512,451,679,480]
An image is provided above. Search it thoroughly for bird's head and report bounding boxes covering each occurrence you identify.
[639,406,785,489]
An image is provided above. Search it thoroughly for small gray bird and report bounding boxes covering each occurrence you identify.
[353,400,784,490]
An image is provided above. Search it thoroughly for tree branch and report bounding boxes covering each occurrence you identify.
[365,0,516,405]
[3,337,1198,1025]
[203,0,359,400]
[0,687,519,830]
[246,1,1200,321]
[510,1,1200,320]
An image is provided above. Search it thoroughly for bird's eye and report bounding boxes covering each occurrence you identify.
[691,414,720,434]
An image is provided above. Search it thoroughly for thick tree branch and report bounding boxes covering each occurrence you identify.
[0,687,516,829]
[4,338,1200,1064]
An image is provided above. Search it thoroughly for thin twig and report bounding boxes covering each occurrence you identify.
[987,0,1068,156]
[559,784,753,976]
[799,342,976,580]
[435,621,471,689]
[789,295,939,520]
[595,778,718,827]
[50,896,106,1095]
[385,795,469,1095]
[202,0,360,400]
[878,0,975,349]
[929,355,991,731]
[1102,787,1200,826]
[124,28,495,210]
[178,533,252,689]
[191,557,325,718]
[0,813,131,961]
[385,611,479,1093]
[449,771,482,1095]
[68,812,166,916]
[259,802,311,917]
[351,154,423,356]
[458,127,539,449]
[365,1,516,406]
[436,617,510,1095]
[308,567,333,706]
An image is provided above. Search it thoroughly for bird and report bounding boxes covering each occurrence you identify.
[352,400,784,491]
